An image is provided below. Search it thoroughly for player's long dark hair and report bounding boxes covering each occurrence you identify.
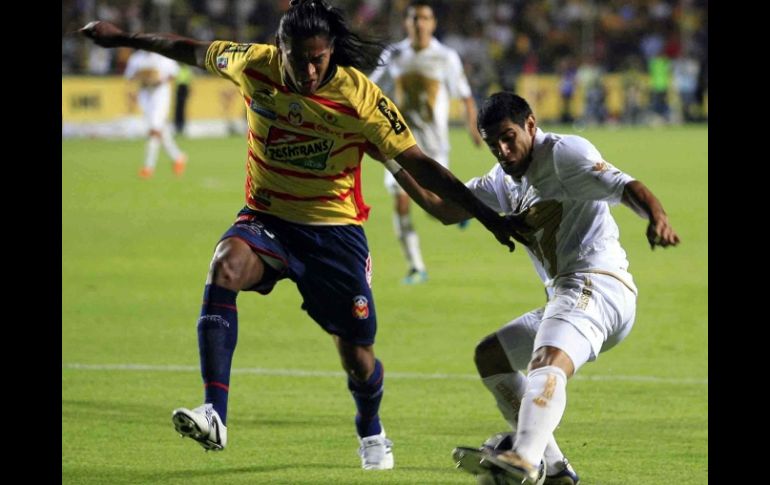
[278,0,385,71]
[477,92,534,131]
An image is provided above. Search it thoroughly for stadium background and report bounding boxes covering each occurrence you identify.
[62,0,708,137]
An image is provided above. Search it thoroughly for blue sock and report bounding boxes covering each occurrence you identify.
[197,284,238,425]
[348,359,384,438]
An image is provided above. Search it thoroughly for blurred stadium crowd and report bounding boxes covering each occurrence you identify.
[62,0,707,124]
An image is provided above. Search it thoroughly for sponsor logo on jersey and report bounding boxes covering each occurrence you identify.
[288,102,303,126]
[377,98,406,134]
[265,126,333,170]
[249,99,277,120]
[352,295,370,320]
[252,89,276,107]
[223,43,251,53]
[216,56,228,69]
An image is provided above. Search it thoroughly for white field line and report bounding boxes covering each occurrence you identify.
[62,362,707,385]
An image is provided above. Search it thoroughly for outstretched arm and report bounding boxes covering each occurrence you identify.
[394,145,518,251]
[622,180,681,249]
[384,160,470,225]
[79,21,210,69]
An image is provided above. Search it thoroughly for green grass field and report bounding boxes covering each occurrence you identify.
[62,125,708,484]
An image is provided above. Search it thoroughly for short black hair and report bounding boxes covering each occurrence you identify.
[278,0,385,71]
[406,0,436,13]
[477,92,533,132]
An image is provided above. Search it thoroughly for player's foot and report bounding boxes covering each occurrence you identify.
[172,403,227,451]
[452,446,494,475]
[457,219,471,230]
[138,166,154,179]
[358,428,394,470]
[402,269,428,285]
[544,458,580,485]
[480,449,545,485]
[173,154,187,176]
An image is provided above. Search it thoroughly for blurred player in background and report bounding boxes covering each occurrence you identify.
[124,49,187,178]
[386,92,680,484]
[174,63,193,136]
[369,0,483,284]
[80,0,522,470]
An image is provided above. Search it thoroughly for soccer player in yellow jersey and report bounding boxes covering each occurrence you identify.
[81,0,522,469]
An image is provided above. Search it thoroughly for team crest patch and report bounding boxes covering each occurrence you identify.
[352,295,369,320]
[216,56,228,69]
[288,102,303,126]
[376,98,406,134]
[265,126,333,170]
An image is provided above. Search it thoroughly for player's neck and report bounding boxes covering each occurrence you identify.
[410,37,431,51]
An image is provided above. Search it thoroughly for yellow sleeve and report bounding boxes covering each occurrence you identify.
[204,41,269,86]
[357,79,417,160]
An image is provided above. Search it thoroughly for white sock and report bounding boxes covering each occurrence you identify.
[482,372,528,428]
[144,137,160,170]
[482,371,566,472]
[393,214,425,272]
[161,127,183,160]
[514,366,568,467]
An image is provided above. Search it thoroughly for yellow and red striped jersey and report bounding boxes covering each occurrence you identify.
[205,41,417,225]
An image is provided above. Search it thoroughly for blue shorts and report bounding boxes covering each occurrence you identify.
[220,208,377,345]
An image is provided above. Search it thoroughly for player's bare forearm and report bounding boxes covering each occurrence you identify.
[80,21,210,68]
[463,97,483,147]
[395,145,517,251]
[392,169,470,224]
[622,180,681,249]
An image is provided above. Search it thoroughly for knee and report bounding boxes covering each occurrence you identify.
[345,355,375,382]
[474,334,514,377]
[339,343,376,382]
[529,346,575,377]
[348,366,371,383]
[210,255,245,289]
[209,242,262,290]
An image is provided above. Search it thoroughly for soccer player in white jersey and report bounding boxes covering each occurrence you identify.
[385,92,680,484]
[369,0,483,284]
[124,50,188,178]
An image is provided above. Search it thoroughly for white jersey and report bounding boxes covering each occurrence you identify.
[369,38,471,157]
[466,128,637,293]
[124,51,180,129]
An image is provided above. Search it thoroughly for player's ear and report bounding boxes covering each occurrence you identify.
[526,114,537,136]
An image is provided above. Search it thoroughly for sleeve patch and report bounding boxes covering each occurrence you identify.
[376,98,406,134]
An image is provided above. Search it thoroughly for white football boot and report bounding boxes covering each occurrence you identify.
[172,403,227,451]
[358,428,394,470]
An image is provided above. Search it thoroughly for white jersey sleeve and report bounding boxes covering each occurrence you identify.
[124,53,139,80]
[552,136,634,205]
[465,164,507,212]
[445,49,472,99]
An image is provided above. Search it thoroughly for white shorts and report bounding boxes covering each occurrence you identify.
[496,272,637,373]
[138,83,172,131]
[384,151,448,195]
